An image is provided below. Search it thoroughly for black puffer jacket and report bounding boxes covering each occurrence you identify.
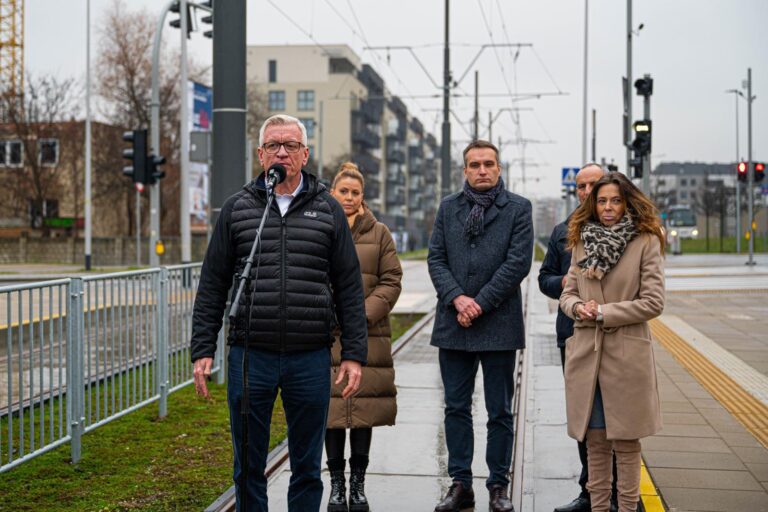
[190,171,368,364]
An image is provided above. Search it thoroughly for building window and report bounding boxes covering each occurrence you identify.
[680,191,688,200]
[1,140,23,167]
[680,178,687,186]
[268,90,285,111]
[28,198,59,229]
[268,60,277,83]
[39,139,59,166]
[300,118,315,139]
[690,178,697,186]
[297,90,315,111]
[690,192,696,202]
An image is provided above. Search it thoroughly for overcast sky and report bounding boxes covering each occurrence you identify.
[25,0,767,198]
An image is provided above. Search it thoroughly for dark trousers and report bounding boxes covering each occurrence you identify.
[227,345,331,512]
[439,348,516,489]
[560,346,618,500]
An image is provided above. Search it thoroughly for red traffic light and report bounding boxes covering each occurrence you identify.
[738,162,748,174]
[756,163,765,172]
[756,162,766,183]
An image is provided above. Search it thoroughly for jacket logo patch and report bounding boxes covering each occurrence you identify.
[304,211,318,218]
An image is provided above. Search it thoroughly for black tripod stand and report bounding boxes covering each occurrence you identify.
[228,164,286,511]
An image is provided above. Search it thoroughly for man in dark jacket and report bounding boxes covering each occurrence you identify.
[539,163,641,512]
[191,115,368,512]
[428,140,533,512]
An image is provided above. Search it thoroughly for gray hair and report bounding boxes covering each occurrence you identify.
[579,162,607,174]
[258,114,308,146]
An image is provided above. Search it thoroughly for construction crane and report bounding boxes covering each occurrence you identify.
[0,0,24,97]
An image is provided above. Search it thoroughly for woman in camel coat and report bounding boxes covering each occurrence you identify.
[559,172,665,512]
[325,163,402,512]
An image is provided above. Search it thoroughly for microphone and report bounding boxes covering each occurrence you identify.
[266,164,286,189]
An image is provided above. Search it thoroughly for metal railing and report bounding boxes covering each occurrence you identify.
[0,263,223,473]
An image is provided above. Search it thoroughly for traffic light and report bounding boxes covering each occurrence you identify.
[631,120,652,156]
[123,129,148,188]
[634,76,654,97]
[629,157,643,179]
[755,162,765,183]
[169,0,194,38]
[737,161,748,182]
[606,163,619,173]
[200,1,213,39]
[148,154,166,184]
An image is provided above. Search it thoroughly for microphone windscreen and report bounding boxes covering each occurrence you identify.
[268,163,287,184]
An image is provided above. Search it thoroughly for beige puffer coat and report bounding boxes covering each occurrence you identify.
[327,207,402,428]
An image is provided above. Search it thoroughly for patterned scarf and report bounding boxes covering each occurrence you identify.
[463,178,505,238]
[578,214,639,280]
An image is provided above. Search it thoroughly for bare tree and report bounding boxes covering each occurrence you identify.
[0,75,80,236]
[94,0,210,237]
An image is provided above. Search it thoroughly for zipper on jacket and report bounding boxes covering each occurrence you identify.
[280,216,287,352]
[346,395,352,428]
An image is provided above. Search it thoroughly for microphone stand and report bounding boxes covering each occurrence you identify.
[229,178,277,511]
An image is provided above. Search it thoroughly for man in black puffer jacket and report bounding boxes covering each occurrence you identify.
[191,115,367,512]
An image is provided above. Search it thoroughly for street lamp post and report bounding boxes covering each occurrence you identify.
[726,88,744,253]
[85,0,92,270]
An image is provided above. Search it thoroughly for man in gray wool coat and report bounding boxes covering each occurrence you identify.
[428,140,533,512]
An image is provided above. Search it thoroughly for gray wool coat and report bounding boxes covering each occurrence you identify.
[428,189,533,352]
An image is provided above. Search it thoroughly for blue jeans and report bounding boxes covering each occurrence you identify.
[227,345,331,512]
[439,348,516,489]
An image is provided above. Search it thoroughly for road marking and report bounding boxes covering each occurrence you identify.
[650,317,768,447]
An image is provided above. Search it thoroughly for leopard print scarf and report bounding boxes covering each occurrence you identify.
[578,214,639,280]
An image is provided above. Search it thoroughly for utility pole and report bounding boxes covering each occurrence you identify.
[726,89,743,253]
[150,1,174,267]
[212,1,246,225]
[179,0,191,264]
[317,101,324,181]
[625,0,632,175]
[642,74,651,194]
[591,109,596,162]
[746,68,756,266]
[84,0,92,270]
[473,70,479,140]
[441,0,452,197]
[488,110,492,144]
[581,0,589,165]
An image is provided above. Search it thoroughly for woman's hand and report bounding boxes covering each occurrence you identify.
[576,299,599,320]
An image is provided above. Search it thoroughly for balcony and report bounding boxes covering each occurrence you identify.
[409,117,424,135]
[357,99,383,124]
[359,64,385,94]
[387,148,406,164]
[352,152,381,178]
[408,144,424,160]
[352,126,381,149]
[389,96,407,117]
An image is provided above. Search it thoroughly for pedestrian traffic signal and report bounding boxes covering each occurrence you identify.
[123,129,148,187]
[169,1,194,38]
[755,162,765,183]
[631,120,652,156]
[629,157,643,179]
[737,162,748,182]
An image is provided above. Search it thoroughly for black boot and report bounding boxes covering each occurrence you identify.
[327,458,348,512]
[348,455,370,512]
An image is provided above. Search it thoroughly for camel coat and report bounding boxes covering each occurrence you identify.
[327,207,402,428]
[560,233,664,441]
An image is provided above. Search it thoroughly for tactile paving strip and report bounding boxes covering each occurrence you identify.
[650,318,768,447]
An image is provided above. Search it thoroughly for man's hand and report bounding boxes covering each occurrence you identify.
[452,294,483,320]
[193,357,214,398]
[457,311,472,328]
[336,360,362,399]
[561,275,567,288]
